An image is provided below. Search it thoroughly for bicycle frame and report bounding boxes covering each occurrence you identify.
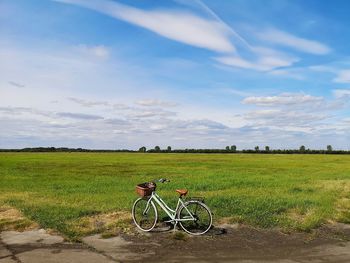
[146,191,195,223]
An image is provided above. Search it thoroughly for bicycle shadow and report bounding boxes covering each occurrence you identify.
[151,217,228,236]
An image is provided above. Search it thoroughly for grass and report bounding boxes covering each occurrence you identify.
[0,206,37,231]
[0,152,349,240]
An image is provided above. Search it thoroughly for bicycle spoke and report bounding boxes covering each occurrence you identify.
[178,201,212,235]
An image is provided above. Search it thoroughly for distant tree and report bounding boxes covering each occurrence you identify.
[327,145,333,152]
[138,146,146,152]
[230,145,237,152]
[154,146,161,152]
[265,146,270,152]
[255,146,260,152]
[225,146,230,151]
[299,145,306,153]
[167,146,172,152]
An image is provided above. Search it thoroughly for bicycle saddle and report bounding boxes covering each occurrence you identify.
[176,189,188,196]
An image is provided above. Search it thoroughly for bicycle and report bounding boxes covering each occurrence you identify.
[132,178,213,235]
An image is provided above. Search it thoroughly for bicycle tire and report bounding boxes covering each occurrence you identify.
[132,197,158,232]
[177,200,212,235]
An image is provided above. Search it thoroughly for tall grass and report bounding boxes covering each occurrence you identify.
[0,153,349,239]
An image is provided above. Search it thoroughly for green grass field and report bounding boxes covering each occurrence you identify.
[1,153,349,240]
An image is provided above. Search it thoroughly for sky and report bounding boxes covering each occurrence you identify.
[0,0,350,150]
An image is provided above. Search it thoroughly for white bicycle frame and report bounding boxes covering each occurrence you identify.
[146,191,195,223]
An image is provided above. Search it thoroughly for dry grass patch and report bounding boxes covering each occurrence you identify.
[318,179,350,193]
[217,216,243,225]
[69,211,133,237]
[335,197,350,223]
[316,179,350,224]
[287,207,315,222]
[0,206,38,231]
[282,207,321,231]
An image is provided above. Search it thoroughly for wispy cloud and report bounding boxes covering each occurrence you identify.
[135,99,177,107]
[0,106,52,118]
[68,97,109,107]
[0,98,348,149]
[53,0,330,74]
[267,69,304,80]
[8,81,25,88]
[334,69,350,83]
[333,89,350,98]
[309,65,350,83]
[0,106,104,120]
[242,109,327,130]
[218,87,252,97]
[2,1,349,149]
[234,90,350,143]
[215,43,300,72]
[215,53,298,71]
[191,0,252,50]
[308,64,350,84]
[54,0,235,53]
[68,97,131,110]
[56,112,104,120]
[76,45,110,59]
[242,93,323,107]
[129,109,177,119]
[257,28,331,55]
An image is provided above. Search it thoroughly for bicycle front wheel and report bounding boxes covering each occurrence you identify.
[132,197,158,232]
[177,201,212,235]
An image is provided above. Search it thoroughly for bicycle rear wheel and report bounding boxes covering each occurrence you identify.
[177,201,212,235]
[132,197,157,231]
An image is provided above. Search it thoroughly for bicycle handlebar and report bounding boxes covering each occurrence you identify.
[156,178,170,183]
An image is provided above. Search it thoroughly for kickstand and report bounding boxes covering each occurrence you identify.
[173,221,178,232]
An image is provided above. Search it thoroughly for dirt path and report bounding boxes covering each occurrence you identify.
[1,224,349,263]
[124,224,350,263]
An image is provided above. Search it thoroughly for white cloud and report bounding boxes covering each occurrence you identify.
[135,99,177,107]
[0,100,348,149]
[68,97,132,110]
[242,93,323,107]
[243,109,327,126]
[230,90,350,148]
[55,0,235,53]
[236,106,331,136]
[76,45,110,59]
[308,65,337,73]
[56,112,104,120]
[215,55,298,71]
[257,28,331,55]
[333,89,350,98]
[308,65,350,84]
[267,69,304,80]
[129,109,176,119]
[215,56,256,70]
[215,46,299,71]
[333,69,350,83]
[68,97,110,107]
[218,87,252,97]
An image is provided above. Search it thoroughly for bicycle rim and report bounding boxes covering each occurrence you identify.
[132,198,157,231]
[178,201,212,235]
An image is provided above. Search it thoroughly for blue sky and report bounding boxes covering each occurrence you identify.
[0,0,350,150]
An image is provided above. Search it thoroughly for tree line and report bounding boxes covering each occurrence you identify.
[142,145,349,154]
[0,147,133,152]
[1,145,349,154]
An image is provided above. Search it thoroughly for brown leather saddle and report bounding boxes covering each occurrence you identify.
[176,189,188,196]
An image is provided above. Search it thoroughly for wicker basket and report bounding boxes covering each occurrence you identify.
[136,182,156,197]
